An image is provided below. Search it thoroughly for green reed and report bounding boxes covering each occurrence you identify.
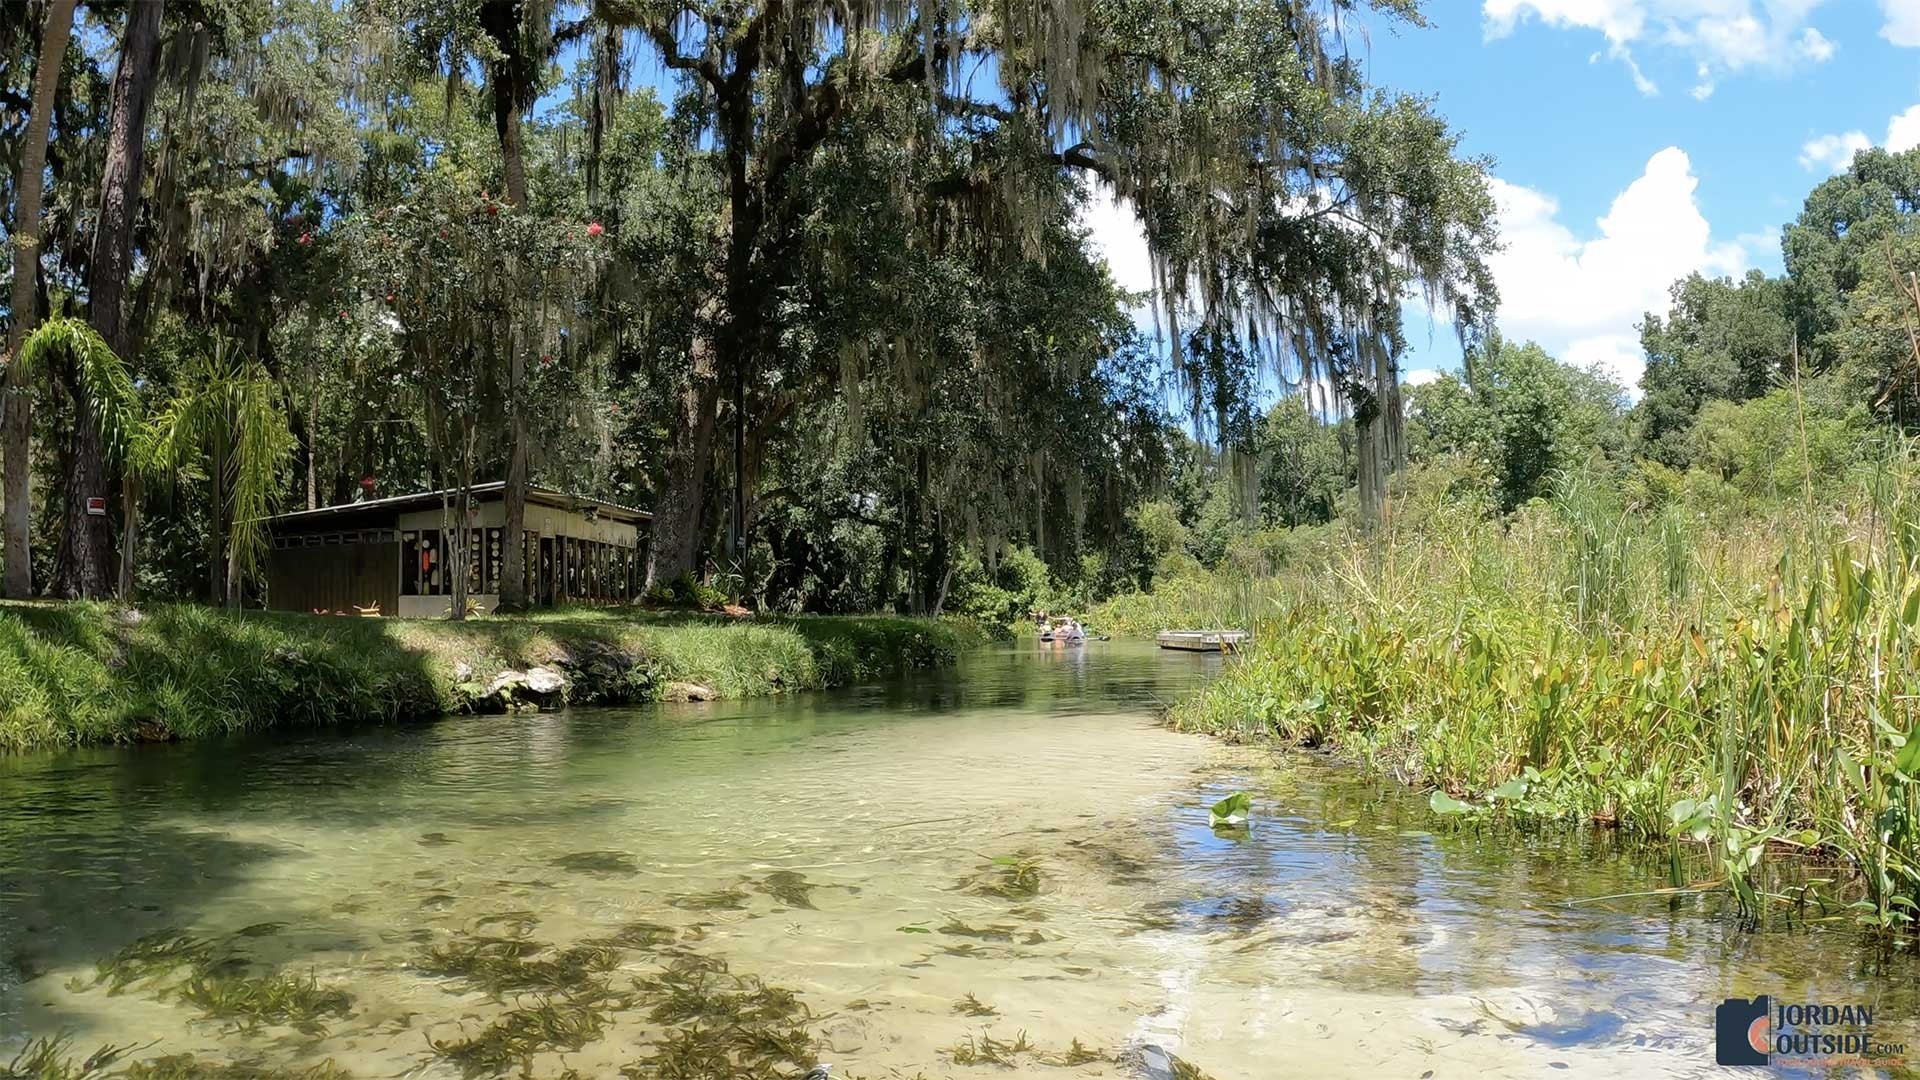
[1158,455,1920,936]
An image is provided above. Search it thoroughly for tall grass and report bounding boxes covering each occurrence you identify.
[0,605,982,752]
[1133,458,1920,934]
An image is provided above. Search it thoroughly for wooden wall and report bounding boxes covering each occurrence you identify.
[267,542,400,615]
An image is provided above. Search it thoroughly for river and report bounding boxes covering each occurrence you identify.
[2,641,1916,1077]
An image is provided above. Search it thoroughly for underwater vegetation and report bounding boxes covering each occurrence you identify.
[956,853,1043,900]
[411,936,625,999]
[952,993,999,1017]
[427,992,615,1078]
[668,887,750,911]
[548,850,640,876]
[752,870,820,909]
[80,931,352,1034]
[173,971,352,1035]
[1,1037,134,1080]
[0,1039,350,1080]
[118,1058,353,1080]
[397,914,822,1078]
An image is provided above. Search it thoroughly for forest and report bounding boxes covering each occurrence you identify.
[0,0,1499,616]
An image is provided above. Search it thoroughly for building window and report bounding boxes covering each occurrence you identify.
[402,532,421,596]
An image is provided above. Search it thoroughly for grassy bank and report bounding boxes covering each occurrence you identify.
[0,602,983,752]
[1098,477,1920,934]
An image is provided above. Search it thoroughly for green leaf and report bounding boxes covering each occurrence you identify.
[1896,725,1920,779]
[1429,790,1474,815]
[1209,791,1253,826]
[1488,778,1530,802]
[896,925,932,934]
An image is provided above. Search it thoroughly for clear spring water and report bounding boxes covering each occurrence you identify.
[2,642,1916,1077]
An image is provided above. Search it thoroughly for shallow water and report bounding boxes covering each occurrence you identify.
[2,642,1917,1077]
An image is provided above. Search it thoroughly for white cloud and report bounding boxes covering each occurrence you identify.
[1799,130,1872,172]
[1891,104,1920,152]
[1483,0,1837,94]
[1796,26,1836,61]
[1488,147,1752,393]
[1402,367,1444,387]
[1565,334,1648,389]
[1882,0,1920,46]
[1079,184,1153,296]
[1800,105,1920,174]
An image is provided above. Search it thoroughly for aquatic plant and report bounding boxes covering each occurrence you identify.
[957,853,1043,900]
[173,970,352,1034]
[1154,470,1920,936]
[584,920,676,950]
[669,887,750,911]
[752,870,819,909]
[549,850,640,875]
[952,993,999,1017]
[937,920,1016,942]
[117,1056,352,1079]
[427,993,612,1078]
[1038,1038,1106,1066]
[411,936,623,998]
[942,1031,1036,1066]
[0,1036,135,1080]
[620,954,820,1079]
[88,931,230,994]
[1208,792,1252,827]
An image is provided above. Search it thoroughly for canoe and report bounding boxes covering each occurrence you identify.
[1156,629,1251,653]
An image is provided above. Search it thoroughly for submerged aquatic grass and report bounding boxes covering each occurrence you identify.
[956,853,1043,900]
[427,993,613,1078]
[174,970,352,1034]
[411,936,623,998]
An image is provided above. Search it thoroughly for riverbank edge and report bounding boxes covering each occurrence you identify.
[0,601,990,752]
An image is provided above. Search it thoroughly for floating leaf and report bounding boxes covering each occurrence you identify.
[1428,790,1474,815]
[896,925,932,934]
[1488,778,1530,802]
[1209,791,1253,826]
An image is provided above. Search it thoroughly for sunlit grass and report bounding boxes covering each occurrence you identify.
[1131,460,1920,935]
[0,603,984,752]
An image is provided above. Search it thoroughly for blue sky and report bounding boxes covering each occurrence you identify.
[1083,0,1920,395]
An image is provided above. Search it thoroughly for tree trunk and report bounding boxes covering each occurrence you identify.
[1353,336,1402,532]
[56,0,162,600]
[485,0,533,614]
[118,477,139,600]
[648,357,720,588]
[4,0,77,598]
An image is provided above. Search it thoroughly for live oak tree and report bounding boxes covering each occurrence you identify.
[594,0,1496,585]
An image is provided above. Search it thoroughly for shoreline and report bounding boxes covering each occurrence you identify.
[0,601,987,753]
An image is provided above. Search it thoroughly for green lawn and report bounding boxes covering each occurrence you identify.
[0,601,984,752]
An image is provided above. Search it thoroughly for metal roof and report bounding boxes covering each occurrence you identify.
[264,482,651,526]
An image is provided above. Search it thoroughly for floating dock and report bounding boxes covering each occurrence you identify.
[1155,629,1251,652]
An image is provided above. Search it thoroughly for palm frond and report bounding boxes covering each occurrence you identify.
[16,317,142,458]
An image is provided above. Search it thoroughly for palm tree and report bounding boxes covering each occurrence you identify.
[15,318,143,597]
[18,320,293,606]
[139,346,295,607]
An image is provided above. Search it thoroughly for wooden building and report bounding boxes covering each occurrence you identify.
[264,483,650,617]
